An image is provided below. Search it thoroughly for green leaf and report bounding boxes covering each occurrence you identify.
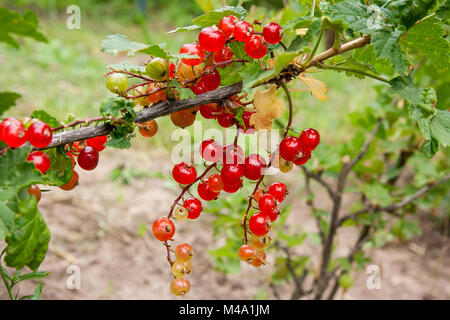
[192,6,246,26]
[274,52,298,74]
[390,75,423,105]
[0,8,47,48]
[100,96,136,118]
[430,110,450,147]
[0,92,21,117]
[31,110,61,128]
[403,16,449,73]
[167,25,202,34]
[104,125,134,149]
[17,270,49,282]
[136,43,169,59]
[361,182,392,207]
[5,193,50,271]
[420,137,439,158]
[101,34,148,56]
[31,282,43,300]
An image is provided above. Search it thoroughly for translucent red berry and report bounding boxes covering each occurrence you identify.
[175,243,194,261]
[200,139,222,162]
[217,112,235,128]
[26,120,52,148]
[240,111,255,134]
[199,27,226,52]
[183,197,203,219]
[234,21,253,42]
[267,182,287,202]
[197,179,220,201]
[244,34,268,59]
[180,43,205,66]
[172,162,197,185]
[238,244,256,263]
[77,146,99,171]
[249,212,271,236]
[152,217,175,241]
[207,174,224,193]
[251,250,267,267]
[218,15,239,38]
[262,22,283,44]
[259,194,276,215]
[170,278,190,296]
[244,154,267,180]
[196,69,221,92]
[221,164,244,186]
[86,135,108,152]
[199,103,219,119]
[293,150,311,165]
[223,144,244,165]
[222,179,242,193]
[1,118,27,148]
[279,136,301,161]
[27,151,51,174]
[299,128,320,151]
[213,46,233,65]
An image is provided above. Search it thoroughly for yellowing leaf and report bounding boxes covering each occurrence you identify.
[295,28,309,36]
[299,74,328,101]
[250,85,285,131]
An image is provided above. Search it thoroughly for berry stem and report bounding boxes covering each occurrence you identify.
[106,68,153,82]
[280,82,293,138]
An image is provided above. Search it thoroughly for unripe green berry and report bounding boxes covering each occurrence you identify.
[106,73,129,93]
[146,58,168,81]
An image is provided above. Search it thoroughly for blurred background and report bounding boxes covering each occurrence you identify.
[0,0,449,299]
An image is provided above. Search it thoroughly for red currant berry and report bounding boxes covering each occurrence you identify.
[222,179,242,193]
[86,135,107,152]
[244,154,267,180]
[293,150,311,166]
[152,217,175,241]
[279,136,301,161]
[190,81,208,95]
[26,120,52,148]
[77,146,99,171]
[218,15,239,38]
[1,118,27,148]
[249,212,271,236]
[197,180,220,201]
[241,111,255,134]
[217,112,235,128]
[258,194,276,215]
[68,140,84,156]
[262,22,283,44]
[172,162,197,185]
[234,21,253,42]
[251,250,267,267]
[170,278,190,296]
[207,174,224,193]
[223,144,244,165]
[238,244,256,263]
[175,243,194,261]
[200,139,222,162]
[27,151,51,174]
[198,69,221,92]
[199,103,219,119]
[244,34,268,59]
[180,43,205,66]
[267,182,287,202]
[199,27,226,52]
[299,128,320,151]
[183,197,203,219]
[253,188,265,201]
[220,164,244,185]
[213,46,233,66]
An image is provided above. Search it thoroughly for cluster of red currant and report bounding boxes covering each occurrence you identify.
[62,135,108,192]
[181,16,282,63]
[0,117,53,177]
[279,128,321,167]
